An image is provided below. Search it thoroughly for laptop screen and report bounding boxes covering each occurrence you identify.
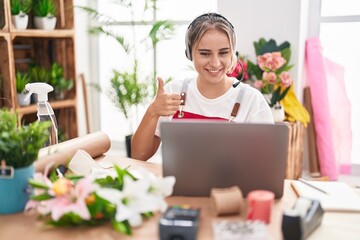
[160,120,289,198]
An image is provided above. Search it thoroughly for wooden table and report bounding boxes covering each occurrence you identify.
[1,156,360,239]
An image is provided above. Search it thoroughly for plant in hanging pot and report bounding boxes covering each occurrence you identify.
[32,0,57,30]
[10,0,32,30]
[15,71,31,106]
[0,109,50,214]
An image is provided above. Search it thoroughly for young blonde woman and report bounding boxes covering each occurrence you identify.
[132,13,273,161]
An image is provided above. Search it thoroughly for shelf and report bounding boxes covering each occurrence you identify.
[1,0,78,139]
[17,98,77,116]
[10,29,74,38]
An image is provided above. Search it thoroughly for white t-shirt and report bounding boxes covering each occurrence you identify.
[155,78,274,136]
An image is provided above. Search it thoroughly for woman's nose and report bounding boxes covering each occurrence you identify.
[209,55,221,67]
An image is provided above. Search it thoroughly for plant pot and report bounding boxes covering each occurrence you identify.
[125,134,133,158]
[12,14,29,30]
[54,90,66,100]
[17,93,30,106]
[0,164,34,214]
[271,103,285,122]
[33,16,57,30]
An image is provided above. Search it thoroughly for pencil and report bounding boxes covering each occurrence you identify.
[290,182,301,197]
[298,178,329,195]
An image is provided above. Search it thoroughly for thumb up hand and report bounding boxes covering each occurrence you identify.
[150,77,181,117]
[156,76,165,96]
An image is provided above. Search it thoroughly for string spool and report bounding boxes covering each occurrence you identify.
[211,186,244,216]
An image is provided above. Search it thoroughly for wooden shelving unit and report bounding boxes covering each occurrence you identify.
[0,0,78,140]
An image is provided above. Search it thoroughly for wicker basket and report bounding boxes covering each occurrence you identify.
[284,122,305,179]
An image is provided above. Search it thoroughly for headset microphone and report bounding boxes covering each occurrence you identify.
[232,56,245,88]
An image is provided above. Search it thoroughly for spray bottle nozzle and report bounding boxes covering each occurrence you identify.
[24,82,54,102]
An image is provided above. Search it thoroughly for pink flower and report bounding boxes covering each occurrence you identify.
[51,177,97,221]
[280,71,292,87]
[254,80,263,90]
[262,72,277,84]
[257,53,271,70]
[52,178,74,196]
[257,52,286,71]
[26,176,98,221]
[227,61,241,77]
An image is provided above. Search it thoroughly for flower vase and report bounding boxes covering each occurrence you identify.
[271,102,285,122]
[0,164,34,214]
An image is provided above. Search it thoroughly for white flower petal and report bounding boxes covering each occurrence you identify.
[128,214,143,227]
[96,188,122,204]
[115,202,133,222]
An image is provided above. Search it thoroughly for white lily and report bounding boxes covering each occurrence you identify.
[138,169,176,211]
[96,176,160,227]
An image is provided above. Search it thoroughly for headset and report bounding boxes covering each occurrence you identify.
[185,13,244,87]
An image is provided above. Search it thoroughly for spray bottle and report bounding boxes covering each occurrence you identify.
[24,82,58,147]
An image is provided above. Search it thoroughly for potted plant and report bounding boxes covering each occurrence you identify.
[10,0,32,30]
[32,0,57,30]
[0,109,50,214]
[48,63,74,100]
[108,64,149,156]
[15,71,31,106]
[28,64,49,103]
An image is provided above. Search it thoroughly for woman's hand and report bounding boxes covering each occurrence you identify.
[148,77,181,117]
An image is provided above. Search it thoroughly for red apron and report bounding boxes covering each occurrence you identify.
[172,79,246,121]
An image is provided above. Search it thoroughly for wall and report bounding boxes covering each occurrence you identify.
[218,0,310,98]
[74,0,101,136]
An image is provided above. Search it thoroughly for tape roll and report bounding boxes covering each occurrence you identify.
[211,186,243,216]
[246,190,275,224]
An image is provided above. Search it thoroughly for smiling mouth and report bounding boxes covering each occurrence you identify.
[207,69,221,73]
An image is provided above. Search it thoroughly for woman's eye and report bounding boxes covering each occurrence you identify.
[200,52,210,56]
[220,51,229,56]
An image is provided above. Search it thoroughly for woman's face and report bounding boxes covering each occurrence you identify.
[192,28,232,85]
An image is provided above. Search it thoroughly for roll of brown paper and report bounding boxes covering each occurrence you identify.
[35,131,111,172]
[211,186,243,216]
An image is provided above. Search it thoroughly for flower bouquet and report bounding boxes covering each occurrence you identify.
[246,38,292,108]
[25,165,175,235]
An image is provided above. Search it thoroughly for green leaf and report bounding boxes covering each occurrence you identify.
[148,20,176,47]
[31,193,53,201]
[112,220,132,235]
[28,179,50,189]
[269,86,291,107]
[32,0,57,17]
[0,109,51,168]
[280,48,291,63]
[88,26,130,54]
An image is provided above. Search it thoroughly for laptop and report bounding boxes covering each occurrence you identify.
[160,120,289,198]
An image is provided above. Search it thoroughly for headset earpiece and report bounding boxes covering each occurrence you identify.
[185,28,192,60]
